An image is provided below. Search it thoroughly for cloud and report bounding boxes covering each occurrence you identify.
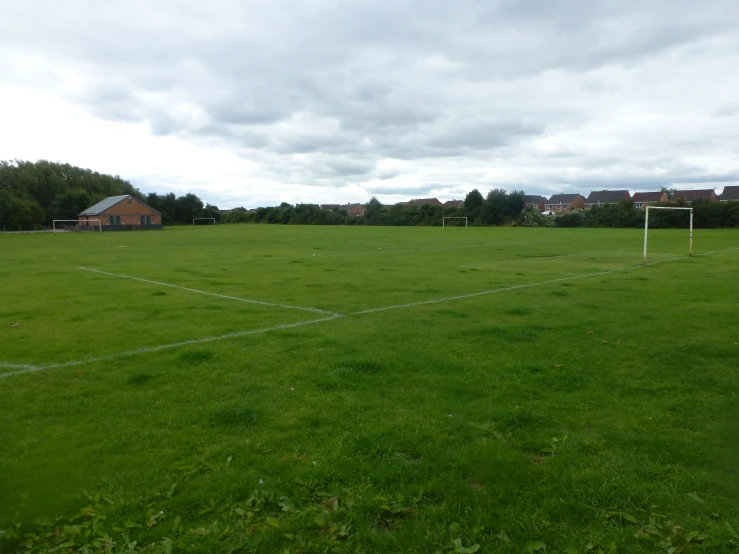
[1,0,738,207]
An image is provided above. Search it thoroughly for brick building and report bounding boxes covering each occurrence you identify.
[79,195,162,230]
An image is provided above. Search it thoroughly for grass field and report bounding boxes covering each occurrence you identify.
[1,225,739,553]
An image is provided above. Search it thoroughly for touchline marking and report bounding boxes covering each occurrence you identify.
[459,249,614,269]
[79,267,340,317]
[0,362,38,370]
[3,247,736,379]
[0,316,342,379]
[353,247,739,315]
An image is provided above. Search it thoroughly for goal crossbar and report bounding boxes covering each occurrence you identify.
[53,219,102,232]
[442,217,468,228]
[193,218,216,225]
[643,206,692,265]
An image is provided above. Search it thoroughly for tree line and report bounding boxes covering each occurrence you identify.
[3,160,737,229]
[0,160,219,228]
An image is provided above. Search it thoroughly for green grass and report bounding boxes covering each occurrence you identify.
[1,225,739,553]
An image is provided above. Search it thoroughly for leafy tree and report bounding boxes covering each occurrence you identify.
[363,197,383,225]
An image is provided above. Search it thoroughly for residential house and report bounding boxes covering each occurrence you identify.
[523,195,546,211]
[584,190,631,209]
[405,198,442,207]
[719,186,739,202]
[443,200,464,209]
[544,194,585,213]
[78,195,162,230]
[320,204,341,211]
[673,189,717,203]
[632,191,668,209]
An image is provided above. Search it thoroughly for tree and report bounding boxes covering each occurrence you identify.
[50,188,92,220]
[464,189,483,214]
[363,197,383,225]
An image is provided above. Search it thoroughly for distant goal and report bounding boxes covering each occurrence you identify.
[193,218,216,225]
[643,206,693,265]
[442,217,467,228]
[53,219,101,233]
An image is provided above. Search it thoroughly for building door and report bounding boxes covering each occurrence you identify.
[140,215,146,225]
[109,215,114,225]
[146,215,151,225]
[115,215,121,225]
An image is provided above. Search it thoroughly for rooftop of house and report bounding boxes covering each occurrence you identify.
[674,189,716,201]
[585,190,631,204]
[720,185,739,201]
[405,198,441,207]
[524,195,547,203]
[79,195,137,216]
[632,192,665,202]
[546,194,582,204]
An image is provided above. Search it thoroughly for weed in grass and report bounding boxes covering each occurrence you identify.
[127,373,153,385]
[212,405,262,427]
[178,349,216,364]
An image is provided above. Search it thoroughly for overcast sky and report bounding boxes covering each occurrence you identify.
[1,1,738,208]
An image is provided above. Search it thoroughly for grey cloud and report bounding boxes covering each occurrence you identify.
[2,0,739,201]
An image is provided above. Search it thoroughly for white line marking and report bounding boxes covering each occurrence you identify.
[0,363,39,370]
[3,247,737,378]
[0,315,342,378]
[79,267,340,316]
[351,270,621,315]
[459,249,616,268]
[355,247,739,315]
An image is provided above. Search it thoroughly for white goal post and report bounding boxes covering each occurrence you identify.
[53,219,102,232]
[643,206,693,265]
[193,218,216,225]
[442,217,468,228]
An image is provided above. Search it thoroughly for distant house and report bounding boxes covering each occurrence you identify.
[632,191,668,209]
[584,190,631,209]
[443,200,464,209]
[545,194,585,213]
[78,195,162,230]
[320,204,341,211]
[718,186,739,202]
[405,198,442,207]
[673,189,717,203]
[523,195,547,211]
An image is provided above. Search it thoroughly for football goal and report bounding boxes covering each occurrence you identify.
[193,218,216,225]
[442,217,468,228]
[53,219,102,233]
[642,206,693,265]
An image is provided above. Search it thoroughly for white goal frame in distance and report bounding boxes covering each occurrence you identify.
[643,206,693,265]
[53,219,102,233]
[193,218,216,225]
[443,217,468,228]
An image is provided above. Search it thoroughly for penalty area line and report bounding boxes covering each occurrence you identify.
[79,267,341,317]
[4,247,737,379]
[0,315,342,379]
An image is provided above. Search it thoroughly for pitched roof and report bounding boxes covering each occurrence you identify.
[632,192,665,203]
[719,186,739,201]
[674,189,716,201]
[546,194,582,205]
[79,195,129,216]
[585,190,631,204]
[443,200,464,208]
[79,195,160,216]
[320,204,340,210]
[405,198,441,207]
[524,195,546,204]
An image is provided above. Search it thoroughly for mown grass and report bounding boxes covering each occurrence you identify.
[1,225,738,553]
